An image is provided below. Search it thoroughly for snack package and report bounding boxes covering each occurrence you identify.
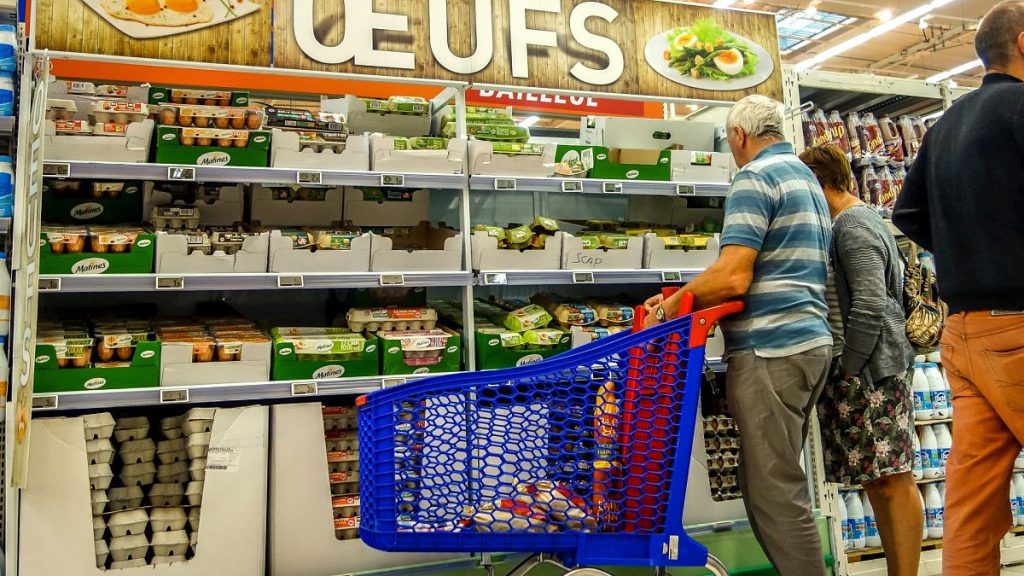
[503,305,553,332]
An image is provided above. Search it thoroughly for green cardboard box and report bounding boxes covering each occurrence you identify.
[40,232,155,275]
[271,331,379,380]
[474,329,570,370]
[42,181,144,224]
[379,326,461,375]
[34,340,161,393]
[154,126,271,167]
[554,145,672,181]
[148,86,250,107]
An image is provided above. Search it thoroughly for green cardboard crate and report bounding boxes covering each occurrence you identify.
[380,326,461,376]
[271,333,379,380]
[40,232,155,275]
[554,145,673,181]
[154,126,271,167]
[474,329,570,370]
[148,86,250,107]
[42,181,144,224]
[34,340,161,393]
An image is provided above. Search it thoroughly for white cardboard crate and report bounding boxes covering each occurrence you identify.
[155,232,269,274]
[370,232,463,272]
[251,185,344,228]
[45,119,154,164]
[471,230,562,271]
[580,117,716,151]
[343,187,430,227]
[268,231,372,273]
[371,135,466,175]
[160,340,272,387]
[561,233,643,270]
[643,234,720,270]
[467,141,558,177]
[670,150,735,184]
[271,131,370,172]
[322,96,431,138]
[144,184,245,228]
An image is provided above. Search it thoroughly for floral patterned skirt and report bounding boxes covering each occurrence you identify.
[817,360,915,485]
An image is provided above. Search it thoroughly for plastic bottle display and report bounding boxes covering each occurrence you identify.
[811,109,833,148]
[913,366,933,421]
[891,165,907,200]
[920,490,928,540]
[829,110,852,158]
[0,251,10,337]
[845,112,864,159]
[877,166,897,208]
[912,431,924,480]
[924,484,944,538]
[859,165,882,205]
[839,489,851,550]
[860,113,886,156]
[926,364,949,419]
[802,112,822,150]
[1016,448,1024,470]
[878,114,904,162]
[1014,473,1024,526]
[1012,482,1021,528]
[898,115,921,160]
[942,367,953,417]
[846,491,867,549]
[862,492,881,547]
[934,424,952,477]
[920,426,942,479]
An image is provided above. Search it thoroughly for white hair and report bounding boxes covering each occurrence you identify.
[726,95,786,141]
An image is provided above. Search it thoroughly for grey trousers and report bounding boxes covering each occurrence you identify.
[726,346,831,576]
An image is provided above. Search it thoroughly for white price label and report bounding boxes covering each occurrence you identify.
[167,166,196,181]
[32,395,59,410]
[38,277,61,291]
[482,272,507,286]
[494,178,517,191]
[206,446,240,472]
[661,271,683,283]
[43,162,71,178]
[382,377,407,389]
[155,276,184,290]
[380,274,405,286]
[560,180,583,192]
[277,275,304,288]
[291,381,318,396]
[297,171,323,185]
[675,184,696,196]
[602,182,623,194]
[160,388,190,404]
[381,174,405,187]
[572,271,595,284]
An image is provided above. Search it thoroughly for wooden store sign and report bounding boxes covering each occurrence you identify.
[32,0,783,101]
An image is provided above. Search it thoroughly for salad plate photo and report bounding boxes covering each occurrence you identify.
[644,19,775,91]
[82,0,261,39]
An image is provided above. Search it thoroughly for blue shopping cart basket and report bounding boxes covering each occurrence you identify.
[357,292,742,575]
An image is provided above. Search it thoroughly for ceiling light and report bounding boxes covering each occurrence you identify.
[875,8,893,21]
[794,0,960,72]
[518,115,540,128]
[926,58,982,83]
[919,16,929,28]
[713,0,738,7]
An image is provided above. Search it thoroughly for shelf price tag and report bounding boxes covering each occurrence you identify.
[160,388,190,404]
[709,197,723,208]
[291,381,319,396]
[482,272,507,286]
[277,275,304,288]
[379,274,405,286]
[297,171,323,185]
[675,184,696,196]
[382,377,407,389]
[661,271,683,283]
[32,395,59,410]
[381,174,405,187]
[43,162,71,178]
[572,271,595,284]
[38,277,61,292]
[602,182,623,194]
[155,276,185,290]
[167,166,196,181]
[494,178,517,191]
[560,180,583,193]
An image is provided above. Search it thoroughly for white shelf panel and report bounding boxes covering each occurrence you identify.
[478,268,703,286]
[42,161,467,189]
[469,175,730,197]
[38,271,474,293]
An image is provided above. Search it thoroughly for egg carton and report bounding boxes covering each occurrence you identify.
[345,307,438,332]
[88,101,151,124]
[329,459,359,475]
[186,481,204,506]
[297,138,348,154]
[326,434,358,452]
[708,470,739,490]
[152,206,201,230]
[91,490,109,515]
[190,530,199,554]
[114,416,150,442]
[109,509,149,538]
[112,558,149,569]
[332,494,361,519]
[93,122,130,137]
[150,507,187,533]
[187,432,212,459]
[87,438,115,465]
[109,534,149,563]
[335,515,361,540]
[46,99,77,121]
[148,482,186,507]
[183,408,216,435]
[95,539,109,568]
[157,438,188,465]
[152,530,189,558]
[705,450,739,471]
[54,119,91,134]
[156,104,263,130]
[153,556,188,567]
[157,460,190,484]
[190,458,207,482]
[159,415,185,440]
[108,486,145,511]
[83,412,115,440]
[119,438,156,464]
[89,463,113,491]
[93,515,106,540]
[188,506,201,531]
[177,127,254,149]
[120,461,157,487]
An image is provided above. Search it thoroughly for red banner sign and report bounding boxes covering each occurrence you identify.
[466,89,651,118]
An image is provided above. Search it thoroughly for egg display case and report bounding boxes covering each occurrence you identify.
[34,339,161,393]
[270,329,380,380]
[42,179,145,225]
[153,126,272,167]
[40,229,156,275]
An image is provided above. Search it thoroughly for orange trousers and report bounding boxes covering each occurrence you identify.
[940,311,1024,576]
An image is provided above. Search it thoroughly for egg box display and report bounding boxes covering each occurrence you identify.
[270,328,380,380]
[474,327,570,370]
[42,180,144,224]
[154,231,270,274]
[153,126,271,167]
[670,150,736,184]
[368,222,463,272]
[144,184,245,228]
[270,130,370,171]
[580,117,717,152]
[561,232,644,270]
[370,135,467,175]
[322,95,432,138]
[642,233,721,270]
[267,230,372,274]
[44,119,155,164]
[34,339,160,393]
[160,336,272,387]
[20,406,268,576]
[148,87,250,108]
[250,185,344,228]
[557,144,673,182]
[471,230,563,271]
[467,140,559,177]
[378,325,461,376]
[40,230,156,275]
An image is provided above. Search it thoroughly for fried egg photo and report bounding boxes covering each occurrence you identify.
[100,0,213,26]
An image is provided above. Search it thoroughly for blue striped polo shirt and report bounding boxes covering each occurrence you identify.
[719,142,833,358]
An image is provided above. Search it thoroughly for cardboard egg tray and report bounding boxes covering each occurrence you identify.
[322,404,361,540]
[702,412,743,503]
[345,307,438,333]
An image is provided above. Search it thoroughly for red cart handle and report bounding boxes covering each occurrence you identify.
[632,288,690,333]
[632,288,744,348]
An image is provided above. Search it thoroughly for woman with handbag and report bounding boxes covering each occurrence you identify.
[800,145,921,575]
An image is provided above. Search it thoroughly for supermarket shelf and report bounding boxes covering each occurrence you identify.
[844,476,946,490]
[37,271,475,293]
[915,418,952,426]
[30,374,440,412]
[42,161,468,189]
[469,175,731,197]
[477,268,703,286]
[846,537,942,561]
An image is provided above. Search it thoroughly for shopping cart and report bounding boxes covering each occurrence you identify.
[357,291,743,576]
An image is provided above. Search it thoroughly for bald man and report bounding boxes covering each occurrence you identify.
[893,2,1024,573]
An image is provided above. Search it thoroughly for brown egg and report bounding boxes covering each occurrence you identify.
[194,116,210,128]
[57,358,68,368]
[245,113,261,130]
[213,117,229,129]
[196,137,212,146]
[193,344,213,362]
[203,98,217,106]
[185,97,199,105]
[116,347,133,360]
[177,115,192,127]
[71,355,90,368]
[215,347,236,362]
[171,96,184,104]
[179,136,195,146]
[229,116,245,129]
[90,237,107,253]
[96,341,114,362]
[49,239,64,254]
[110,243,127,253]
[158,108,177,125]
[216,137,233,147]
[108,189,120,199]
[233,136,249,148]
[91,187,104,199]
[67,236,86,253]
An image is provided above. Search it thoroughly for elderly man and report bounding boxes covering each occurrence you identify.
[893,2,1024,573]
[644,95,832,575]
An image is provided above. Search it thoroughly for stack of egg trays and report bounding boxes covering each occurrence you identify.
[84,407,215,570]
[702,413,742,503]
[324,404,361,540]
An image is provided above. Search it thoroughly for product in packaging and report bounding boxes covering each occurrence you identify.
[345,308,438,332]
[845,112,864,159]
[502,304,553,332]
[859,113,885,156]
[878,114,904,161]
[89,101,151,125]
[811,109,833,148]
[107,486,144,511]
[151,206,201,230]
[828,110,852,158]
[114,416,150,442]
[378,329,453,366]
[860,165,881,205]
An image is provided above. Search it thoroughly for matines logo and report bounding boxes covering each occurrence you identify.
[70,202,103,220]
[312,365,345,379]
[314,341,334,353]
[516,354,544,367]
[71,258,109,274]
[625,169,640,179]
[413,367,430,375]
[196,152,231,166]
[84,377,107,389]
[140,350,155,359]
[35,355,49,363]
